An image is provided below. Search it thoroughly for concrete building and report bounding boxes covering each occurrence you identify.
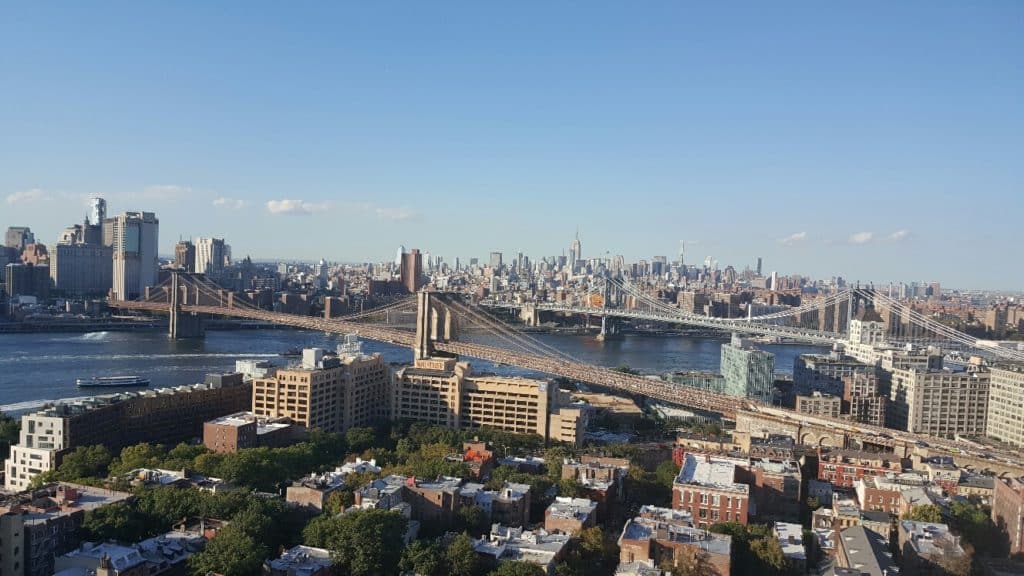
[174,240,195,272]
[3,263,49,300]
[392,356,586,445]
[252,347,390,434]
[986,364,1024,448]
[544,497,598,534]
[4,226,34,250]
[844,371,889,427]
[898,520,967,575]
[472,525,570,575]
[400,249,424,293]
[617,506,732,576]
[50,218,112,296]
[992,477,1024,556]
[720,334,775,404]
[4,378,250,491]
[672,453,750,528]
[794,352,868,398]
[107,211,159,300]
[194,237,228,279]
[0,484,132,576]
[889,366,990,438]
[796,392,842,418]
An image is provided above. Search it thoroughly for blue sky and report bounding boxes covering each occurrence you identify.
[1,2,1021,289]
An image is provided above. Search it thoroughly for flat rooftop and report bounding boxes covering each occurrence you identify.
[622,518,732,556]
[675,454,748,494]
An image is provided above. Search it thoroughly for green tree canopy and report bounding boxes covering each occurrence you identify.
[400,540,447,576]
[303,508,408,576]
[905,504,943,524]
[188,523,267,576]
[488,561,547,576]
[446,533,481,576]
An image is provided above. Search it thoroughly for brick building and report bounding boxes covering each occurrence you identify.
[817,449,908,489]
[544,497,598,534]
[617,506,732,576]
[672,453,750,528]
[992,477,1024,556]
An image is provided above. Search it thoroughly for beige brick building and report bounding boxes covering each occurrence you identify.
[392,356,586,444]
[795,392,841,418]
[986,364,1024,448]
[888,366,990,438]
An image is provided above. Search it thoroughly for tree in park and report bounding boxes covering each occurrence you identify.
[489,561,547,576]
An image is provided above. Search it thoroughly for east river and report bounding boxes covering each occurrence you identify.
[0,329,827,406]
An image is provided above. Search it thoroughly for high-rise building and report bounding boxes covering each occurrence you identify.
[195,237,228,279]
[985,364,1024,448]
[251,346,391,434]
[174,240,196,272]
[756,257,762,276]
[107,211,159,300]
[569,231,581,271]
[4,263,50,300]
[400,249,424,293]
[489,251,503,269]
[720,334,775,404]
[89,197,107,228]
[843,371,889,427]
[4,226,34,251]
[50,216,112,296]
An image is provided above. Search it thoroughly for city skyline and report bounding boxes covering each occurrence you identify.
[2,3,1022,289]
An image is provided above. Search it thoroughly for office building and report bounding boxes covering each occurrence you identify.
[672,453,750,528]
[489,251,503,270]
[252,346,391,434]
[392,356,586,445]
[4,377,250,491]
[174,240,196,272]
[107,211,159,300]
[843,371,889,427]
[400,248,424,293]
[195,237,228,279]
[796,392,841,418]
[617,506,732,576]
[4,227,34,250]
[992,477,1024,556]
[720,334,775,404]
[986,364,1024,448]
[794,352,868,398]
[50,218,112,296]
[888,366,990,438]
[4,263,50,300]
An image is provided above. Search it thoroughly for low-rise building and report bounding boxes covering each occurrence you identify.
[747,458,802,521]
[0,483,132,576]
[817,449,908,489]
[898,520,968,575]
[544,497,598,534]
[796,392,842,419]
[202,411,298,453]
[55,526,207,576]
[460,482,532,528]
[264,545,334,576]
[672,453,750,528]
[617,506,731,576]
[834,525,898,576]
[775,522,807,574]
[562,456,629,521]
[472,525,570,575]
[286,468,349,512]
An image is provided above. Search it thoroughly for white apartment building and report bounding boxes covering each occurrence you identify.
[986,364,1024,448]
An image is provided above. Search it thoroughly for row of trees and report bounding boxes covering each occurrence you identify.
[0,413,19,460]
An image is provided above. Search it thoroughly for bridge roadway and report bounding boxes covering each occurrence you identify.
[484,302,844,345]
[110,300,1024,467]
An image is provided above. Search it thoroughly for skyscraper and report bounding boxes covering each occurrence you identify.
[720,333,775,404]
[756,257,762,277]
[175,240,196,272]
[489,252,503,269]
[400,248,423,293]
[108,211,159,300]
[4,227,34,250]
[195,237,228,279]
[89,197,107,227]
[569,230,581,271]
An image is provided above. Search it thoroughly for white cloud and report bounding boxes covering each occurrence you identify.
[779,231,808,246]
[375,206,419,221]
[266,199,331,215]
[848,231,874,245]
[213,197,248,210]
[141,185,193,200]
[5,188,48,205]
[887,229,910,242]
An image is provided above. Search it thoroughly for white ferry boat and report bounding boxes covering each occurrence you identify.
[76,375,150,388]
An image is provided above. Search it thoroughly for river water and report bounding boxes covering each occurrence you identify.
[0,329,827,406]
